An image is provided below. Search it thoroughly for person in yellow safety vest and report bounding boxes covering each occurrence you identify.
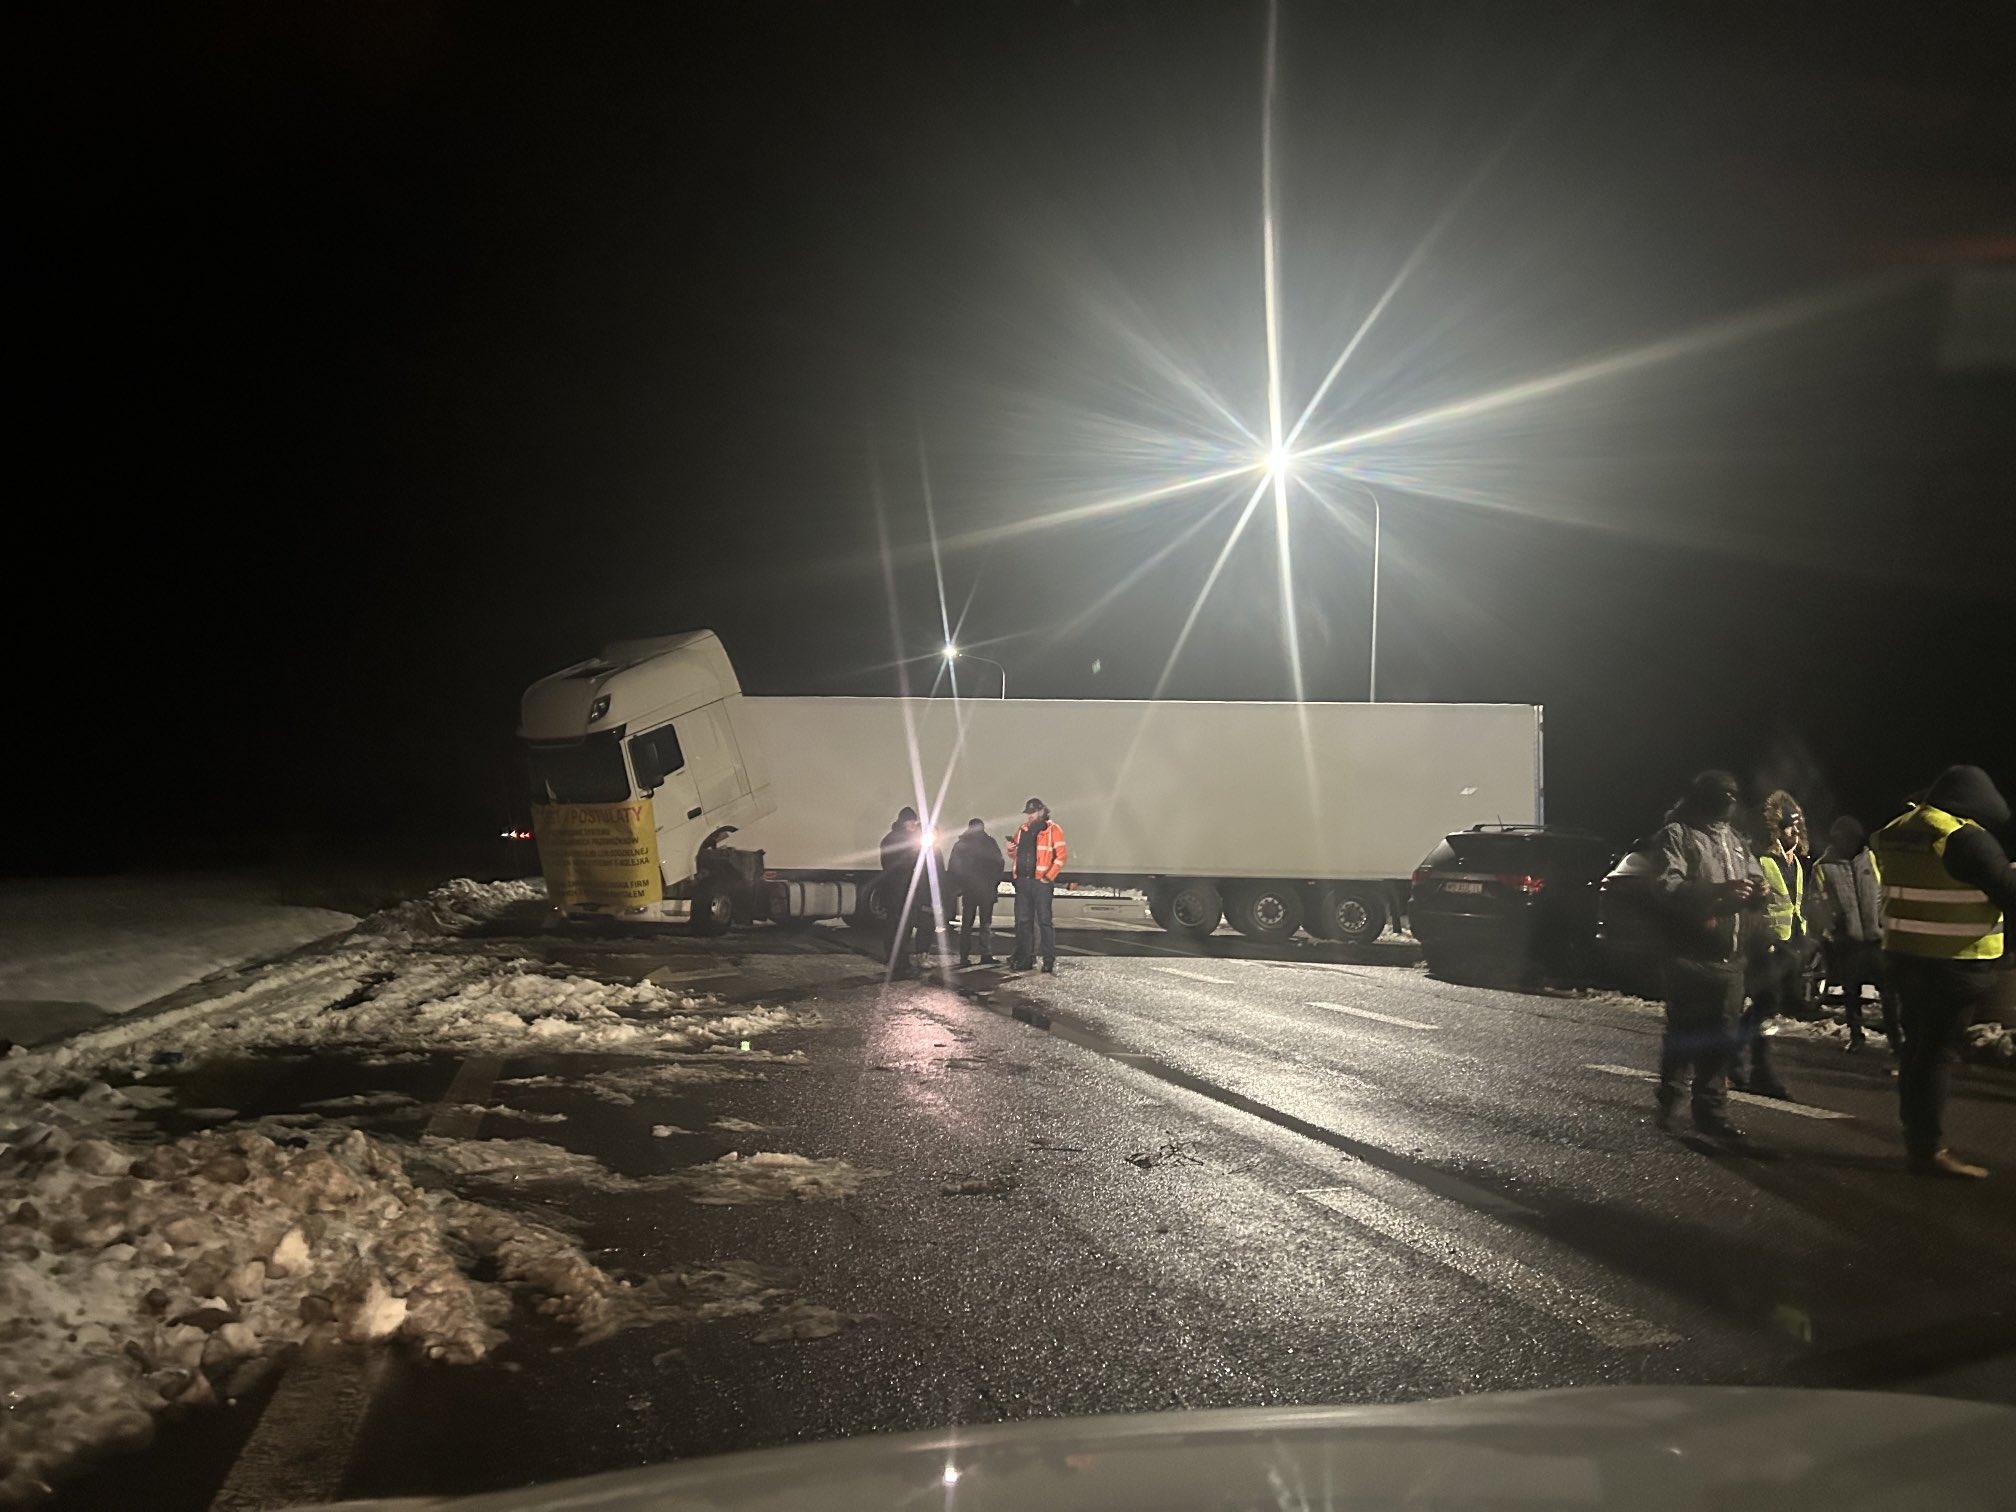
[1733,790,1807,1099]
[1870,764,2016,1180]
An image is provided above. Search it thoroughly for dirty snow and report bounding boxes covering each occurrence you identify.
[0,1114,868,1500]
[0,876,354,1039]
[0,880,869,1496]
[680,1151,885,1206]
[409,1136,883,1207]
[0,881,817,1105]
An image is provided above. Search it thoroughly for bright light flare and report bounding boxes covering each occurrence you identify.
[941,642,959,661]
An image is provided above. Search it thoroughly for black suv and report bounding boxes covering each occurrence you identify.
[1410,825,1616,985]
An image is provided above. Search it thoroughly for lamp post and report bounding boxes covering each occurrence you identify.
[942,643,1007,699]
[1367,484,1380,703]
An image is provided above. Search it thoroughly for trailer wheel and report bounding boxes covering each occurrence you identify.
[1164,880,1222,938]
[1315,885,1387,945]
[1227,882,1303,944]
[1145,885,1174,930]
[689,882,736,936]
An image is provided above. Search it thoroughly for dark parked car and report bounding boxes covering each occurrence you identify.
[1410,825,1615,986]
[1597,842,1669,998]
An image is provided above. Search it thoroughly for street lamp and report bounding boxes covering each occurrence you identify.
[1369,486,1381,702]
[942,642,1007,699]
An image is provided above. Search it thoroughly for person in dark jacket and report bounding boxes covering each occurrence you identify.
[875,806,934,978]
[948,818,1006,967]
[1649,770,1767,1138]
[1871,765,2016,1179]
[1814,815,1900,1053]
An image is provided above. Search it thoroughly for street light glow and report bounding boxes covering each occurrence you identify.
[942,642,959,661]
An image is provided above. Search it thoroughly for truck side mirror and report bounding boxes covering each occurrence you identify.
[630,738,665,793]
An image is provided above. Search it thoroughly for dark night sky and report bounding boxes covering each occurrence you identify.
[14,1,2014,870]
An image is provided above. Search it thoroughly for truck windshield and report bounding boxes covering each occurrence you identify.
[525,733,631,804]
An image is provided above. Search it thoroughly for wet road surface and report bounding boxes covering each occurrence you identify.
[47,896,2016,1508]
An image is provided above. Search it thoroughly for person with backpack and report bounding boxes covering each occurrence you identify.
[1813,814,1900,1054]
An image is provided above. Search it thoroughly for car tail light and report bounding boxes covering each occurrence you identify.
[1411,867,1433,887]
[1499,873,1547,895]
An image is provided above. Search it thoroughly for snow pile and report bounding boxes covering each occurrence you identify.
[2,952,814,1107]
[0,875,353,1028]
[1965,1020,2016,1066]
[408,1137,883,1207]
[0,1116,861,1501]
[680,1152,885,1206]
[354,878,545,946]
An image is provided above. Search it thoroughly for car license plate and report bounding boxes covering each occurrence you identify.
[1445,881,1484,894]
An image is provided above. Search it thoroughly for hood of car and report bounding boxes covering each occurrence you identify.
[317,1386,2014,1511]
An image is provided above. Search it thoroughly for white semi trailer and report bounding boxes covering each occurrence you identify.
[519,630,1543,944]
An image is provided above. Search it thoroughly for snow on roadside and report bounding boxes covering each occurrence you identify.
[0,876,355,1030]
[0,1119,785,1503]
[409,1136,884,1207]
[0,881,818,1107]
[351,877,544,947]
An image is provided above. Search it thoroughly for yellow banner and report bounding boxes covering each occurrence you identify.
[531,798,663,910]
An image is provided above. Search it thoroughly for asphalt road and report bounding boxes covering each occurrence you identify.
[50,896,2016,1509]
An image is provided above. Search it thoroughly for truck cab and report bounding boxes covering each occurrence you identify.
[519,631,773,915]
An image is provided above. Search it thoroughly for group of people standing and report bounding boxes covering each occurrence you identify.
[875,798,1069,979]
[1651,763,2014,1177]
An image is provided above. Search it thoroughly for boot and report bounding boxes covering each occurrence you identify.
[1653,1089,1680,1133]
[1909,1149,1988,1180]
[1693,1112,1746,1140]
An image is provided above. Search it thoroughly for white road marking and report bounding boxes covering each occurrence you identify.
[1298,1184,1680,1348]
[1054,944,1095,955]
[1584,1064,1853,1120]
[1309,1000,1438,1030]
[1151,966,1238,986]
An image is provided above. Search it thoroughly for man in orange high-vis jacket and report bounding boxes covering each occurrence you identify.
[1007,797,1068,974]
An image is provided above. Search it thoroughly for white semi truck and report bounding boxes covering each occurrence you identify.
[518,629,1544,944]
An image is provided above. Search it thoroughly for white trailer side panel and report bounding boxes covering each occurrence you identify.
[730,697,1540,881]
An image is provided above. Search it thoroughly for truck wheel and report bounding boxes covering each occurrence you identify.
[1164,880,1222,939]
[849,881,895,934]
[1227,882,1304,944]
[689,882,735,936]
[1315,885,1387,945]
[1145,885,1174,930]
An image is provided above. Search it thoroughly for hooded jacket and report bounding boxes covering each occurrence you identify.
[879,822,921,878]
[1814,839,1883,945]
[1872,766,2016,969]
[1651,802,1764,963]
